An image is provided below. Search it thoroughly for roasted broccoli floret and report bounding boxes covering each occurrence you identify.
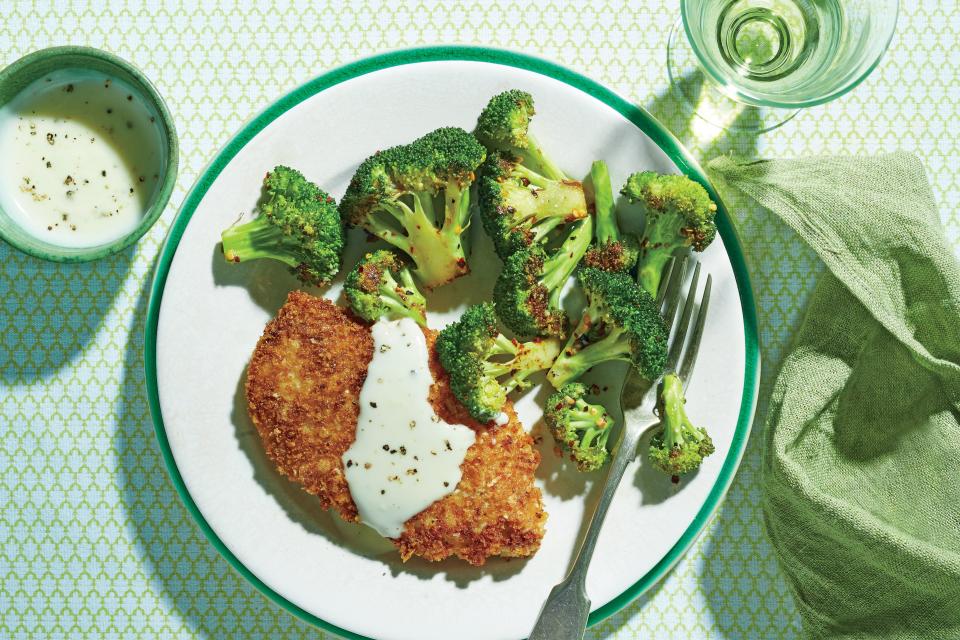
[344,250,426,326]
[340,127,486,290]
[545,383,614,472]
[648,374,715,477]
[220,166,345,285]
[583,160,639,273]
[621,171,718,297]
[436,303,562,423]
[474,89,568,182]
[493,216,594,339]
[478,151,587,259]
[547,267,668,388]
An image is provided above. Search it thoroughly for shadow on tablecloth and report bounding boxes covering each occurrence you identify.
[586,73,804,640]
[1,242,135,385]
[116,269,322,639]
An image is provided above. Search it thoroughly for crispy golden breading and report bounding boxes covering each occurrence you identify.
[246,290,546,565]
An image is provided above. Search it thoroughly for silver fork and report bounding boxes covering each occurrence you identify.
[528,255,712,640]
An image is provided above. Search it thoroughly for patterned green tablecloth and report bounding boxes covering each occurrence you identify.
[2,2,958,638]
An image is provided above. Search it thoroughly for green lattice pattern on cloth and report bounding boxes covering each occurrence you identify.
[2,2,958,638]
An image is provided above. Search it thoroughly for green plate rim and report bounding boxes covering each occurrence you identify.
[144,45,760,640]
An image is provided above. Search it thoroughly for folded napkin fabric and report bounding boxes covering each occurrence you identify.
[708,153,960,640]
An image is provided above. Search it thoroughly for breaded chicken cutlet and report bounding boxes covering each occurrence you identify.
[245,290,546,566]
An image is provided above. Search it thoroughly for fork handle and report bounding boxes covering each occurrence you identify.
[528,414,658,640]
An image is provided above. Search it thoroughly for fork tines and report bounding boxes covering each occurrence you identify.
[657,254,712,387]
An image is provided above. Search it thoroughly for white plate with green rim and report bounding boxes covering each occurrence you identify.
[145,46,759,640]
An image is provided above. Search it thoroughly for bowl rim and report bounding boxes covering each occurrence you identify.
[0,45,179,262]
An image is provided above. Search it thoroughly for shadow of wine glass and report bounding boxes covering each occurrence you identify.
[586,68,782,640]
[643,74,804,640]
[646,69,763,162]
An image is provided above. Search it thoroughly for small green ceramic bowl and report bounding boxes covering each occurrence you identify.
[0,46,178,262]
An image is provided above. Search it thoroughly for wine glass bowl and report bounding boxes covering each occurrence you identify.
[668,0,899,131]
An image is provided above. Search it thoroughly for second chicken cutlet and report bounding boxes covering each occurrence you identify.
[245,290,546,566]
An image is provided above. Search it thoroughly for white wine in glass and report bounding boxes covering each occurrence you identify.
[668,0,899,131]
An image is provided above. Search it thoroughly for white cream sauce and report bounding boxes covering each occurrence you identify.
[0,69,163,247]
[343,318,475,539]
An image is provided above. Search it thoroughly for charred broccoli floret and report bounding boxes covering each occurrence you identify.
[344,250,426,326]
[220,166,345,286]
[547,267,668,387]
[545,383,614,472]
[478,151,587,259]
[649,374,715,477]
[493,216,594,339]
[583,160,639,274]
[436,303,562,423]
[621,172,717,297]
[474,89,568,182]
[340,127,485,290]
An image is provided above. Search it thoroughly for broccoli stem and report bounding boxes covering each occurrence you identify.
[376,269,426,326]
[503,176,586,229]
[661,374,706,449]
[378,296,421,323]
[568,401,609,434]
[522,132,567,182]
[442,183,471,234]
[376,196,468,289]
[510,163,552,190]
[637,251,673,298]
[541,216,594,294]
[637,214,686,296]
[369,201,415,253]
[484,335,560,394]
[397,267,419,295]
[548,325,633,387]
[221,216,299,267]
[527,216,566,243]
[589,160,619,246]
[569,409,609,449]
[491,333,519,356]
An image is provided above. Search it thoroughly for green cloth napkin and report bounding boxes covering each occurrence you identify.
[707,153,960,639]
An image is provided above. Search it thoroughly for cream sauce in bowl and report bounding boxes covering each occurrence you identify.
[0,69,163,248]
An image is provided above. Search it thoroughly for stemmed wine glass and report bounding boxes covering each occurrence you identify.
[668,0,900,132]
